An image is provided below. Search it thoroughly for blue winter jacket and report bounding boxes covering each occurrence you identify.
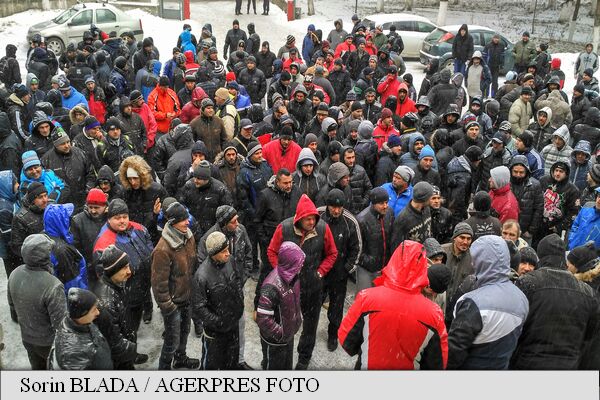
[61,86,88,111]
[568,205,600,250]
[20,168,65,203]
[0,171,18,258]
[381,182,412,217]
[44,203,88,292]
[448,235,529,369]
[302,25,315,64]
[180,30,196,57]
[163,58,177,86]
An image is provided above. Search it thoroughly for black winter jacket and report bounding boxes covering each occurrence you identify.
[237,67,267,104]
[71,208,107,277]
[96,136,136,174]
[357,206,394,273]
[254,178,301,246]
[431,206,453,244]
[374,146,401,187]
[347,163,373,215]
[0,111,22,176]
[236,159,273,224]
[328,68,352,106]
[451,25,474,63]
[178,178,233,237]
[317,206,361,281]
[10,203,45,259]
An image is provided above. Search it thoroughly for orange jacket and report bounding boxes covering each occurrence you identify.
[147,86,181,133]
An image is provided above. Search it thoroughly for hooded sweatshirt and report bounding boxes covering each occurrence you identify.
[540,124,572,175]
[489,166,520,223]
[448,236,529,370]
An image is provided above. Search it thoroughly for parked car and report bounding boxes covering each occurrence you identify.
[26,2,144,56]
[419,25,515,75]
[362,13,437,58]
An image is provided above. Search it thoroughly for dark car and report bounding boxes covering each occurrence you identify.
[420,25,515,74]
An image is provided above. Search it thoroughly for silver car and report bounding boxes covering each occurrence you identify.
[27,2,144,56]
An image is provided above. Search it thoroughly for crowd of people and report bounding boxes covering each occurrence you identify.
[0,13,599,371]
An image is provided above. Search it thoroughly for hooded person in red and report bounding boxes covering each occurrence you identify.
[267,194,338,369]
[549,58,565,89]
[372,108,399,150]
[339,240,448,370]
[148,76,181,135]
[377,65,401,105]
[261,125,302,173]
[489,165,519,223]
[184,50,200,75]
[395,82,417,117]
[179,87,208,123]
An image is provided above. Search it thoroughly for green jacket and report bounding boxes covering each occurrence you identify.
[513,40,537,67]
[372,33,388,51]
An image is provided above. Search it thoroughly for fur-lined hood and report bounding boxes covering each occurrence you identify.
[573,261,600,283]
[118,155,153,190]
[69,105,89,125]
[213,151,244,167]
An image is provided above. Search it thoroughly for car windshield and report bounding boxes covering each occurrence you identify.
[426,28,449,43]
[52,8,78,24]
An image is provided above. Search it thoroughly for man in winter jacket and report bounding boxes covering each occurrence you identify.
[25,111,54,158]
[95,118,136,174]
[257,241,304,370]
[465,51,492,99]
[356,187,394,292]
[237,56,267,104]
[192,231,244,370]
[513,31,537,74]
[81,76,107,125]
[540,125,572,176]
[262,126,302,173]
[94,245,138,369]
[569,140,592,192]
[0,112,21,177]
[317,189,361,352]
[509,155,544,240]
[534,89,573,128]
[41,128,95,209]
[442,223,474,323]
[148,76,181,135]
[1,44,21,89]
[10,182,47,261]
[489,165,519,224]
[395,83,417,117]
[391,181,434,247]
[6,84,32,141]
[339,240,448,370]
[508,86,533,137]
[152,121,193,181]
[223,20,248,58]
[570,84,591,129]
[179,87,208,124]
[539,161,579,239]
[511,234,598,369]
[529,106,554,151]
[374,135,402,186]
[428,69,458,116]
[292,147,326,202]
[479,132,512,192]
[569,187,600,249]
[483,34,505,97]
[448,236,529,369]
[575,43,599,81]
[342,146,373,215]
[7,234,67,369]
[50,287,112,370]
[121,93,153,155]
[190,98,227,162]
[267,194,337,369]
[513,130,545,180]
[151,202,199,370]
[93,199,153,365]
[58,79,88,111]
[446,146,482,225]
[214,87,238,141]
[452,24,474,75]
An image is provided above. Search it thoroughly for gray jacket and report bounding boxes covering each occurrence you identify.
[8,234,67,346]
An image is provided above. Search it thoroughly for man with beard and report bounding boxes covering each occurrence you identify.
[72,189,109,287]
[10,182,48,263]
[429,186,453,244]
[509,155,543,242]
[479,132,512,192]
[442,223,474,325]
[215,144,244,202]
[190,98,227,162]
[391,181,434,246]
[538,161,579,240]
[317,189,361,352]
[382,165,414,217]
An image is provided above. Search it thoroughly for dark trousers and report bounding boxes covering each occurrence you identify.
[253,240,272,309]
[126,305,143,341]
[201,330,239,370]
[454,59,467,75]
[490,65,500,98]
[297,287,322,364]
[22,341,51,370]
[159,305,191,369]
[247,225,259,272]
[263,0,269,12]
[261,337,294,370]
[247,0,256,12]
[235,0,242,13]
[323,277,347,340]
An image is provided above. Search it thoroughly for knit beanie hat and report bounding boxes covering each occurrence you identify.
[86,188,108,206]
[358,120,374,139]
[193,160,212,180]
[351,101,362,112]
[412,181,434,203]
[388,134,402,148]
[381,108,393,119]
[584,68,594,77]
[590,164,600,183]
[206,231,229,257]
[51,127,70,147]
[107,198,129,218]
[165,201,189,224]
[100,244,130,277]
[452,222,473,239]
[215,87,230,101]
[418,144,435,160]
[327,162,350,186]
[490,165,511,188]
[328,140,342,156]
[304,133,318,145]
[22,150,41,170]
[394,165,415,183]
[567,241,600,273]
[130,90,143,102]
[326,188,346,207]
[216,205,237,227]
[518,130,534,148]
[84,115,101,131]
[369,187,389,204]
[464,146,483,163]
[473,191,491,212]
[427,264,451,294]
[26,181,47,204]
[67,288,97,319]
[573,83,585,94]
[519,247,539,267]
[14,84,29,98]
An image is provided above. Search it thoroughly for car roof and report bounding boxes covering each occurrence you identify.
[436,24,494,33]
[362,13,434,25]
[70,2,126,14]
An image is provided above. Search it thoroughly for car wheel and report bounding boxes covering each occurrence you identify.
[46,37,64,57]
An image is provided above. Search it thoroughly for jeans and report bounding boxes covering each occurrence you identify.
[454,59,467,76]
[261,337,294,370]
[158,305,191,369]
[297,287,322,365]
[201,329,239,370]
[22,341,51,370]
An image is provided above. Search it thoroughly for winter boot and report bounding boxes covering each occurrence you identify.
[327,336,338,352]
[134,353,149,364]
[173,353,200,370]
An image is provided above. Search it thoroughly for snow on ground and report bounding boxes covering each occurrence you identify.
[0,1,582,370]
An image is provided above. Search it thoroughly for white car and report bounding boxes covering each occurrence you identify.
[362,13,437,58]
[27,2,144,56]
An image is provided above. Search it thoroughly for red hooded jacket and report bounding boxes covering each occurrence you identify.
[147,85,181,134]
[489,184,520,224]
[267,194,337,277]
[262,138,302,174]
[339,241,448,370]
[395,82,417,117]
[377,76,401,107]
[132,102,158,150]
[372,120,399,150]
[179,87,208,123]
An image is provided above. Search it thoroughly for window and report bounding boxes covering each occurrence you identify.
[471,32,482,46]
[382,21,413,31]
[482,31,495,46]
[70,10,92,26]
[96,9,116,24]
[416,21,435,33]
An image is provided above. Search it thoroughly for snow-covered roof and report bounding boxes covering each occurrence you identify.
[437,24,494,33]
